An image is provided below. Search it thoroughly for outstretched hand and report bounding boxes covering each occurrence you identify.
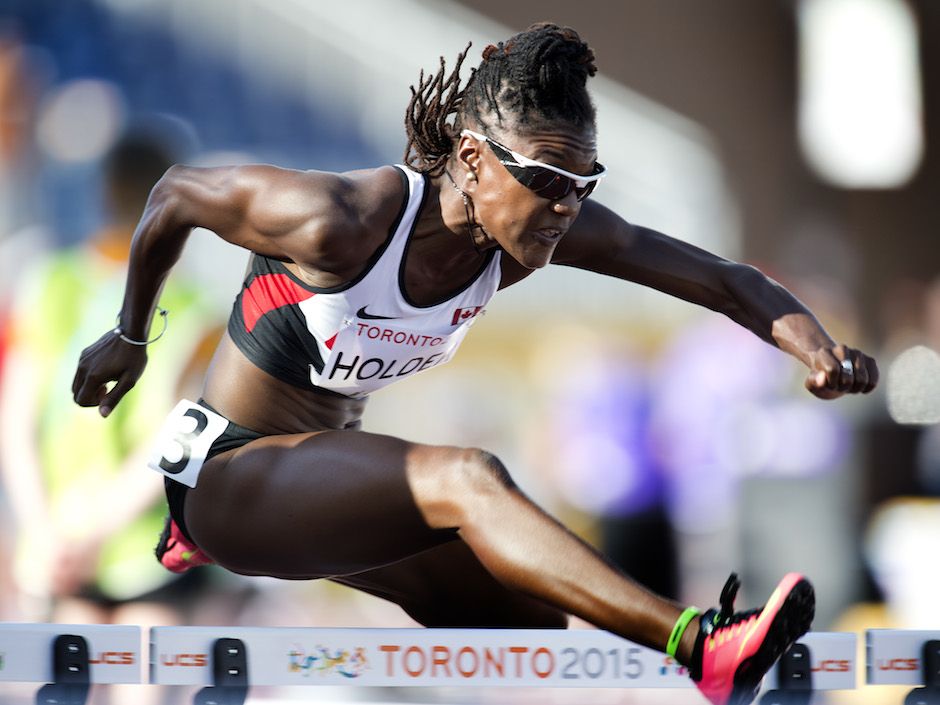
[804,344,879,400]
[72,330,148,417]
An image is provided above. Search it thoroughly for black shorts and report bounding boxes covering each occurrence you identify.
[164,399,265,544]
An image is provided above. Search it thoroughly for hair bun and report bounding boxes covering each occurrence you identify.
[534,23,597,78]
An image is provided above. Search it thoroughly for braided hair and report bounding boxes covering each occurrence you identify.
[404,22,597,176]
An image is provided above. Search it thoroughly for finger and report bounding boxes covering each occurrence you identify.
[805,369,827,391]
[805,370,843,399]
[74,376,110,407]
[863,355,880,393]
[815,348,843,389]
[71,344,97,397]
[835,351,858,392]
[833,344,855,392]
[99,374,135,418]
[848,351,869,393]
[71,363,87,398]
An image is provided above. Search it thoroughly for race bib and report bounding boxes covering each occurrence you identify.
[147,399,229,488]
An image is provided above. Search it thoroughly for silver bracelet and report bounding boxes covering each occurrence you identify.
[113,307,169,345]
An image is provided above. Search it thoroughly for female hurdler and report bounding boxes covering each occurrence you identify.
[72,23,878,705]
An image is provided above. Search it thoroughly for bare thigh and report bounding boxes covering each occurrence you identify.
[333,540,567,628]
[183,429,460,577]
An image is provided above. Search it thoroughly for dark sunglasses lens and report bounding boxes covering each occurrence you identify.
[528,170,573,201]
[504,164,564,198]
[492,138,599,201]
[575,180,597,201]
[505,164,573,200]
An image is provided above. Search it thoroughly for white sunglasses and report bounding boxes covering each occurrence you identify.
[461,129,606,201]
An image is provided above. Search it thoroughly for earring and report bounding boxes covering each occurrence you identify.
[466,172,476,181]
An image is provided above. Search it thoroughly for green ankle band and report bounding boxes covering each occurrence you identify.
[666,606,701,658]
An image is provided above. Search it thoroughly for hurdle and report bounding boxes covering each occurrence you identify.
[1,623,859,704]
[10,624,940,702]
[0,623,142,685]
[149,626,856,691]
[867,630,940,703]
[0,623,141,705]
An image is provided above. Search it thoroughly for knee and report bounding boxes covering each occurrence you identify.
[446,448,518,521]
[455,448,516,497]
[413,447,517,529]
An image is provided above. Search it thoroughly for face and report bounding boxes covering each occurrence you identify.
[457,125,601,269]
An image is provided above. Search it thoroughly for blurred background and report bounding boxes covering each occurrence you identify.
[0,0,937,703]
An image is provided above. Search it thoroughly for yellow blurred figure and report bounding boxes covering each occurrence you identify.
[0,132,219,624]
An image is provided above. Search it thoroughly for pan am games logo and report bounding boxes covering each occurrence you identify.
[659,655,687,677]
[288,645,369,678]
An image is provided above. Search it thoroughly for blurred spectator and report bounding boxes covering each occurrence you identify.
[644,310,857,618]
[0,26,50,625]
[850,273,940,614]
[0,130,221,701]
[0,22,45,236]
[532,328,678,599]
[0,22,50,343]
[862,275,940,526]
[913,278,940,494]
[0,310,13,621]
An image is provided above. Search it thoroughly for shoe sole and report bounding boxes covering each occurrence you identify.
[729,576,815,705]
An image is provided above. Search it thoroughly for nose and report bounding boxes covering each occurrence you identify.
[550,190,580,216]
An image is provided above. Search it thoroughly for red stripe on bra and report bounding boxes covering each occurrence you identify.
[241,273,315,333]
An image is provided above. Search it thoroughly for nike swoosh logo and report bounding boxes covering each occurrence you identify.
[356,305,398,320]
[736,583,785,660]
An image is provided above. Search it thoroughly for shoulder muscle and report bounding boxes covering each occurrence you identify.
[158,163,405,274]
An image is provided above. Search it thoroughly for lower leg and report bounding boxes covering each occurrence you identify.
[414,450,700,662]
[465,485,700,661]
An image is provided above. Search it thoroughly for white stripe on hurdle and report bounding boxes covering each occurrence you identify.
[0,623,857,690]
[150,627,857,690]
[0,623,141,684]
[867,629,940,685]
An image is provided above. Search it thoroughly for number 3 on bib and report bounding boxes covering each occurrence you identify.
[148,399,229,488]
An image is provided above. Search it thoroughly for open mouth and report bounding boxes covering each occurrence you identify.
[532,228,562,244]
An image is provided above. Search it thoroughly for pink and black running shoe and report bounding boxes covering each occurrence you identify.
[691,572,815,705]
[154,516,214,573]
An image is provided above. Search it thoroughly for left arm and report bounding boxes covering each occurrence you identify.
[553,200,878,399]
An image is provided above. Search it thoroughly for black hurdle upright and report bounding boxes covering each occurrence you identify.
[759,643,814,705]
[904,640,940,705]
[192,638,249,705]
[34,634,91,705]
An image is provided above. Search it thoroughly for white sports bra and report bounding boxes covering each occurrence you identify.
[227,165,502,398]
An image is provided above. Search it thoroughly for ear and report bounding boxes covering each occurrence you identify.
[455,133,483,192]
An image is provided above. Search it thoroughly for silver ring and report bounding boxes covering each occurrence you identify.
[840,358,854,375]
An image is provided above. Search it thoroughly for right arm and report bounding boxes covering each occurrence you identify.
[72,163,399,416]
[117,163,346,343]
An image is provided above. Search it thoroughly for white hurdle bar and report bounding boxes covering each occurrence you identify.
[150,627,856,690]
[0,623,142,684]
[867,629,940,686]
[0,623,858,691]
